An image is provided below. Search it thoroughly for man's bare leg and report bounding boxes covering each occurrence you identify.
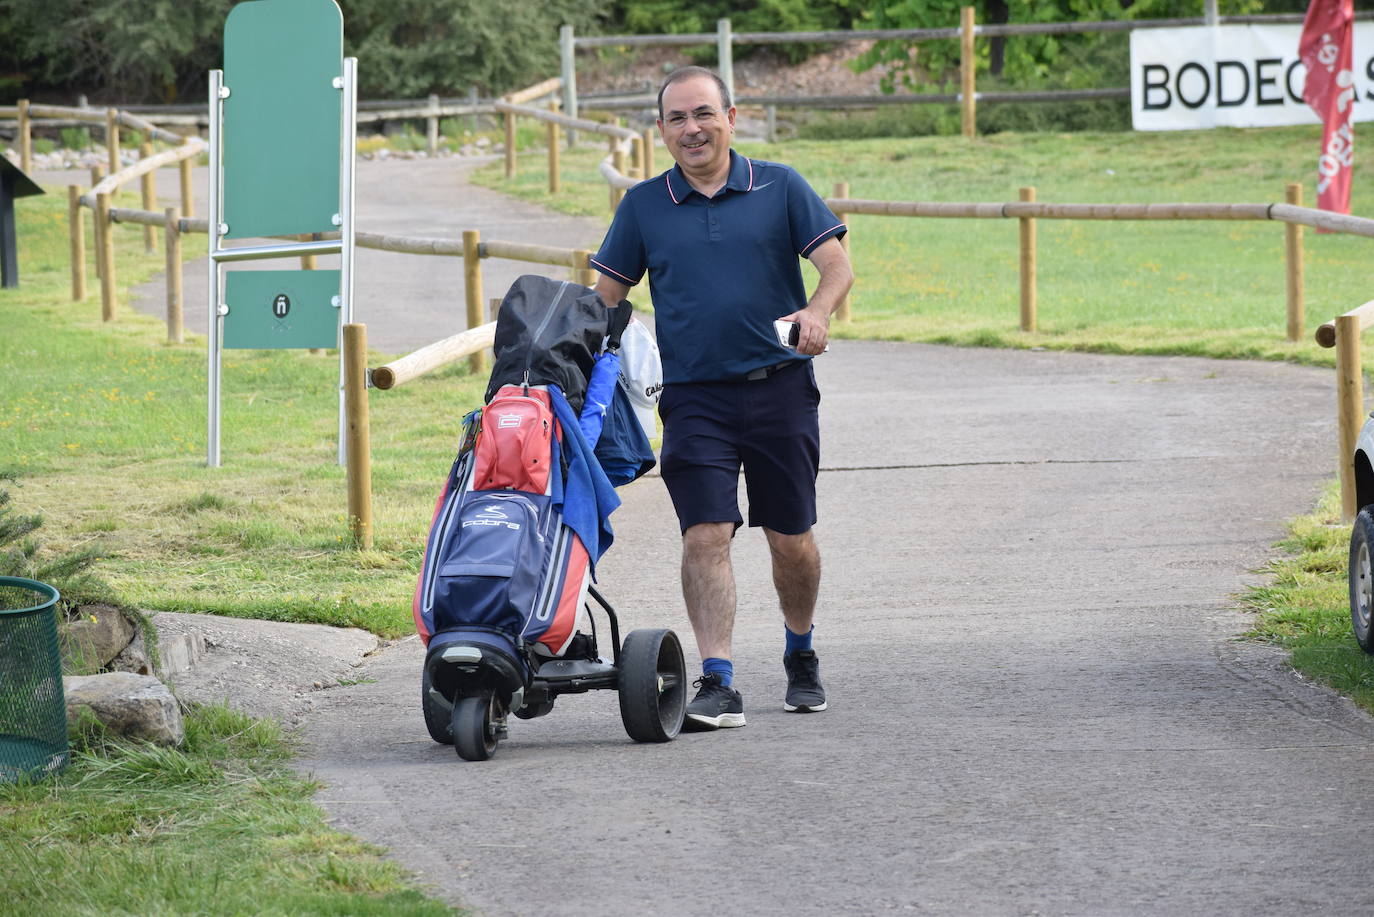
[765,528,820,635]
[681,522,737,661]
[765,527,827,712]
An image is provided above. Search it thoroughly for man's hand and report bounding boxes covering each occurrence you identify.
[778,305,831,356]
[782,237,853,356]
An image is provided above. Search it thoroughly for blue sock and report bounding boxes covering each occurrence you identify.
[702,657,733,687]
[784,625,813,656]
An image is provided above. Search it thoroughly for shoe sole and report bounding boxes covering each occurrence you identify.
[683,712,747,731]
[783,701,828,712]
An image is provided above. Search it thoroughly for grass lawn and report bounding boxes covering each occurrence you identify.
[3,124,1373,913]
[0,704,451,916]
[480,124,1374,364]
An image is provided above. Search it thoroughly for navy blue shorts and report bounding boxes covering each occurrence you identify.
[658,360,821,536]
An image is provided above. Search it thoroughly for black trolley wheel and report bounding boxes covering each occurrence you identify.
[421,664,454,745]
[453,691,500,761]
[618,628,687,743]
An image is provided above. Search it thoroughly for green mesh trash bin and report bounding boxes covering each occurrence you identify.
[0,577,68,782]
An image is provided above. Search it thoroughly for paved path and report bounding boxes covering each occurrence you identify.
[299,344,1373,916]
[54,157,1374,914]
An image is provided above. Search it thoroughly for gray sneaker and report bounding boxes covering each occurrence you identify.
[783,650,827,712]
[683,673,746,731]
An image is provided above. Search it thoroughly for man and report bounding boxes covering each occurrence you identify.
[592,66,852,731]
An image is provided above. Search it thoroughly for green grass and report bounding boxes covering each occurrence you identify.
[1244,485,1374,711]
[0,704,452,916]
[477,125,1374,366]
[1,190,488,638]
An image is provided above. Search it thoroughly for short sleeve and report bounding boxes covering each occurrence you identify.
[592,196,647,287]
[785,169,847,257]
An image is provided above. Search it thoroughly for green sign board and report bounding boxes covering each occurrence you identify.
[222,0,343,240]
[223,270,340,349]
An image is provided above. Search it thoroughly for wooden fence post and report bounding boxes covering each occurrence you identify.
[106,108,121,191]
[832,182,852,323]
[1285,183,1305,342]
[611,139,625,212]
[67,185,86,302]
[548,114,561,194]
[343,323,374,550]
[504,110,516,179]
[574,249,595,289]
[961,7,977,139]
[18,100,31,174]
[643,128,655,177]
[560,24,579,146]
[1337,313,1363,521]
[716,18,735,106]
[427,94,440,156]
[89,165,105,280]
[95,192,116,321]
[1019,186,1037,332]
[140,142,157,254]
[463,229,487,375]
[164,207,184,344]
[179,157,194,219]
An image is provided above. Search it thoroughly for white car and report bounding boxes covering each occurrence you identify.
[1347,420,1374,653]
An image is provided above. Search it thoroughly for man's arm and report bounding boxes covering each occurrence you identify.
[780,237,853,356]
[595,274,632,311]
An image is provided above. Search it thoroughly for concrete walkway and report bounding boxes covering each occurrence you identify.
[51,156,1374,914]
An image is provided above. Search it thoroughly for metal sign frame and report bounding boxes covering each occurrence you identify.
[206,56,357,468]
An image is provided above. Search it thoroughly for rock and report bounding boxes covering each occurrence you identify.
[64,672,184,746]
[109,631,152,676]
[62,604,135,672]
[153,627,206,680]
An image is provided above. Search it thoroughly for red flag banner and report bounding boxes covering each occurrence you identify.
[1299,0,1356,217]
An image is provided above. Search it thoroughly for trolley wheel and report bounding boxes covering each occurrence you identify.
[453,691,500,761]
[421,664,453,745]
[618,628,687,743]
[1350,507,1374,654]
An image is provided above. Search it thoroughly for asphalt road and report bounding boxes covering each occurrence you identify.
[46,156,1374,914]
[298,343,1374,916]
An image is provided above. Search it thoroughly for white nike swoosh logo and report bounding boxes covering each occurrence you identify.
[751,181,775,191]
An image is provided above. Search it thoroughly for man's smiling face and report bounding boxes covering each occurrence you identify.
[658,74,736,186]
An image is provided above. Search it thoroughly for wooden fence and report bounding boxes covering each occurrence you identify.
[559,9,1374,141]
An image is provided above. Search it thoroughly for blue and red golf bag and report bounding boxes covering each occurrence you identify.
[413,276,652,748]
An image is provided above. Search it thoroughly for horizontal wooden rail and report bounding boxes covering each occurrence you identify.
[493,99,638,140]
[371,322,497,390]
[79,140,204,205]
[482,239,578,267]
[507,77,564,105]
[1315,301,1374,349]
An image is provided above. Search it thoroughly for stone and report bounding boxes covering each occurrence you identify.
[109,631,152,676]
[61,604,135,672]
[152,626,206,680]
[63,672,184,746]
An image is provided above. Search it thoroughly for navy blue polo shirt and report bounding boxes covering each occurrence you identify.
[592,150,846,384]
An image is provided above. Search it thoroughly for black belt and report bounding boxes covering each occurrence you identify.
[744,360,801,381]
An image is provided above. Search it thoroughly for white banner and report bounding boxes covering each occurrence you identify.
[1130,23,1374,131]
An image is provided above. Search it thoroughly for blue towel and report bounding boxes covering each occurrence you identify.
[579,351,620,447]
[549,386,620,568]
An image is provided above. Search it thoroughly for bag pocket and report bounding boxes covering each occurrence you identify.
[431,491,550,635]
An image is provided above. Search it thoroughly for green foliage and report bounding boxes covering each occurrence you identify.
[0,0,233,102]
[854,0,1268,92]
[343,0,605,97]
[611,0,858,62]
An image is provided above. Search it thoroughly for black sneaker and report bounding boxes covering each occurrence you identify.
[683,673,746,731]
[783,650,827,712]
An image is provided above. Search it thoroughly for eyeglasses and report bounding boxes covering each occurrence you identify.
[663,107,722,129]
